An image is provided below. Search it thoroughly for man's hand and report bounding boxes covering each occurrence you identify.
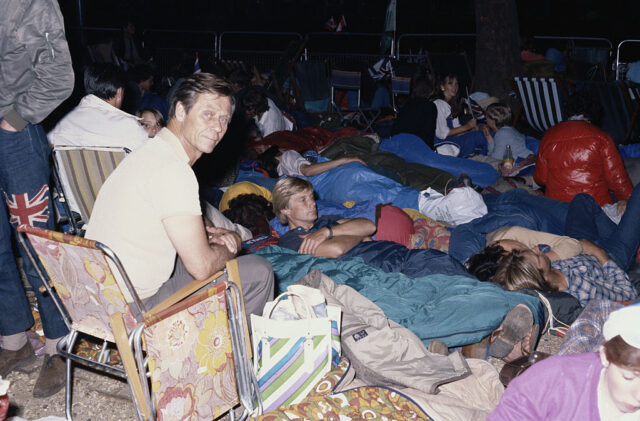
[0,120,17,132]
[481,125,493,143]
[298,227,331,255]
[579,239,609,266]
[206,226,241,255]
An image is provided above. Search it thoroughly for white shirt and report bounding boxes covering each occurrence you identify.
[433,99,460,140]
[255,98,294,137]
[277,150,309,177]
[47,94,148,213]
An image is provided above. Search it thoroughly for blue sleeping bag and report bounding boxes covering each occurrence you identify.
[307,161,419,209]
[379,134,500,188]
[255,245,544,347]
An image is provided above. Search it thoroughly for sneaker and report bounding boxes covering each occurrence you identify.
[32,355,66,398]
[427,339,450,356]
[489,304,535,359]
[0,341,36,377]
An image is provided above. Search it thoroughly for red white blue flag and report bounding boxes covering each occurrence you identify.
[5,185,50,226]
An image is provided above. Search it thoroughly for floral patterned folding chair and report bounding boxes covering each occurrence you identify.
[17,224,258,421]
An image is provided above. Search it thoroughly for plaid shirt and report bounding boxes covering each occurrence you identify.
[551,254,636,307]
[557,300,623,356]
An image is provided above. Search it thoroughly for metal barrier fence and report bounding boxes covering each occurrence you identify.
[397,33,477,61]
[304,32,387,69]
[218,31,303,73]
[72,28,621,82]
[615,40,640,80]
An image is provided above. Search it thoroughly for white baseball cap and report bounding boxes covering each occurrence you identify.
[602,303,640,349]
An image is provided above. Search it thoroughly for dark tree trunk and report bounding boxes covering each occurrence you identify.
[474,0,522,99]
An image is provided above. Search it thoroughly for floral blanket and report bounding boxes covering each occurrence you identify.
[252,358,433,421]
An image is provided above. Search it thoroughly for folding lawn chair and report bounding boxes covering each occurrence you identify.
[291,59,331,112]
[512,77,567,134]
[330,69,380,131]
[390,75,411,114]
[51,146,130,235]
[17,224,259,421]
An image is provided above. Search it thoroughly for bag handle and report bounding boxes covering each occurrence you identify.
[267,291,316,320]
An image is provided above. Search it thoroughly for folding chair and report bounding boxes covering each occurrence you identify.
[51,146,130,235]
[512,77,567,134]
[17,225,259,421]
[330,69,380,131]
[390,75,411,113]
[291,60,331,112]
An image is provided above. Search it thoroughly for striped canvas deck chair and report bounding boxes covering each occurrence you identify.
[52,146,130,233]
[512,77,566,134]
[17,224,258,421]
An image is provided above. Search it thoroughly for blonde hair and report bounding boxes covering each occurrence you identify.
[485,103,513,128]
[272,177,313,224]
[493,250,557,292]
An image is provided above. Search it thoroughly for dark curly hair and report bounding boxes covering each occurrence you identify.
[222,193,275,237]
[467,244,507,282]
[566,90,603,126]
[256,145,282,178]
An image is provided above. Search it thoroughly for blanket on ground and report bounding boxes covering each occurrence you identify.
[254,245,543,347]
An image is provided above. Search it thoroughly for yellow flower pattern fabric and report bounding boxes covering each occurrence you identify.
[252,358,433,421]
[145,290,238,421]
[26,233,135,342]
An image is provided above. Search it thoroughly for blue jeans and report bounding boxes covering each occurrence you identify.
[435,130,489,158]
[0,122,68,339]
[565,186,640,271]
[449,190,569,264]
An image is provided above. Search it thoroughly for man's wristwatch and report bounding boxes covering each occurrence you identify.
[326,226,334,240]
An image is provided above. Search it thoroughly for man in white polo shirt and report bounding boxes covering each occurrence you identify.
[85,73,274,315]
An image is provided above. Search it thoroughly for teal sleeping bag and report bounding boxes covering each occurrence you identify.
[255,245,544,347]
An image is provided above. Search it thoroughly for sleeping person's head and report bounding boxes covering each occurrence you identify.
[493,249,558,292]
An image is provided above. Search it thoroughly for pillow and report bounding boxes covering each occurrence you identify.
[204,202,253,241]
[219,181,272,212]
[374,204,415,247]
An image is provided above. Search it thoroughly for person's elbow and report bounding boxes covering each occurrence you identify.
[360,219,377,236]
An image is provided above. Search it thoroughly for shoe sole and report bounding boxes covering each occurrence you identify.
[490,304,534,359]
[1,353,37,377]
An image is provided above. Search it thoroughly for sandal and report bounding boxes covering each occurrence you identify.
[499,351,551,387]
[489,304,534,359]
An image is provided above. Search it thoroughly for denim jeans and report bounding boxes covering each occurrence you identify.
[565,185,640,271]
[449,190,569,264]
[0,122,68,339]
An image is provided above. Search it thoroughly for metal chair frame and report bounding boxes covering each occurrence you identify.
[17,225,259,421]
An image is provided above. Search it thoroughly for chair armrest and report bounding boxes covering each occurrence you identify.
[145,270,224,318]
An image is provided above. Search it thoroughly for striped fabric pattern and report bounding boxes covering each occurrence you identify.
[513,77,565,133]
[252,303,341,413]
[54,147,128,223]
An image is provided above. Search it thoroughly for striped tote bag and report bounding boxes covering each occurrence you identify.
[251,291,341,413]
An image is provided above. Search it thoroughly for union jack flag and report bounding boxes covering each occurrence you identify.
[5,185,50,226]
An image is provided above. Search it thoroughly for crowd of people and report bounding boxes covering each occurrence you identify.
[1,2,639,419]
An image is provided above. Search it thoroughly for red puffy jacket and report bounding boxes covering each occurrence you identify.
[534,121,632,206]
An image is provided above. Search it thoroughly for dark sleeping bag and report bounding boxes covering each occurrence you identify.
[340,240,471,279]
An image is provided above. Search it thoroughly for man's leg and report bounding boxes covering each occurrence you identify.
[566,190,640,270]
[0,123,67,397]
[143,254,274,318]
